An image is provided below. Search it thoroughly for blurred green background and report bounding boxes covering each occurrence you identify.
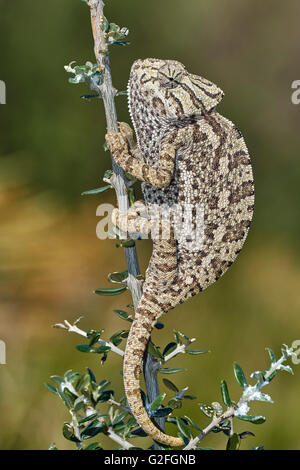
[0,0,300,450]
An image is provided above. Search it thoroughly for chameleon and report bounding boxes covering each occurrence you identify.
[105,58,254,447]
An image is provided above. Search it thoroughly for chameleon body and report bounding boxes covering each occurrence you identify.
[105,58,254,447]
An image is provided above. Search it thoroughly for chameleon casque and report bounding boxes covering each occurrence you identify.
[105,58,254,447]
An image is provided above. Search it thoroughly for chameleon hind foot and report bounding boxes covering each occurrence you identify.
[112,201,150,238]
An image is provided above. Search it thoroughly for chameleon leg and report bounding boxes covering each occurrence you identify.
[106,129,176,189]
[117,121,137,153]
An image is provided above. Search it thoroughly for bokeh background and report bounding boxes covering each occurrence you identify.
[0,0,299,450]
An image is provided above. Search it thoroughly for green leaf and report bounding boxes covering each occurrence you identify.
[112,411,128,426]
[80,94,99,100]
[196,447,214,450]
[173,330,182,345]
[100,16,109,32]
[81,419,107,439]
[152,407,173,418]
[226,433,241,450]
[183,416,202,431]
[176,418,193,440]
[221,380,232,407]
[185,349,209,355]
[50,375,64,385]
[112,40,130,46]
[109,330,129,346]
[130,427,148,437]
[64,370,79,382]
[98,379,111,393]
[45,382,58,395]
[183,394,197,400]
[81,185,111,196]
[163,342,177,356]
[113,309,133,323]
[266,370,277,382]
[74,397,85,413]
[97,390,114,403]
[239,431,255,439]
[128,188,137,205]
[150,393,166,412]
[250,371,265,385]
[84,442,102,450]
[107,271,128,284]
[64,388,78,406]
[278,364,294,375]
[57,389,74,409]
[158,368,186,375]
[94,286,126,296]
[168,398,182,409]
[76,344,111,354]
[78,413,99,424]
[62,423,80,443]
[163,378,179,393]
[75,373,90,393]
[266,347,276,363]
[233,362,248,389]
[88,330,104,346]
[236,415,266,425]
[48,443,58,450]
[147,341,164,360]
[117,90,128,96]
[116,239,136,248]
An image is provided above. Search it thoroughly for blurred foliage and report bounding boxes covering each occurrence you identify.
[0,0,300,450]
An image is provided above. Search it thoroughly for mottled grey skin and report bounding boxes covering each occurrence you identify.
[105,58,254,447]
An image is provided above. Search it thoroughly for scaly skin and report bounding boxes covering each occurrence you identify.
[105,58,254,447]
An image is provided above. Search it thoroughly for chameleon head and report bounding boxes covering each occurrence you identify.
[128,58,224,121]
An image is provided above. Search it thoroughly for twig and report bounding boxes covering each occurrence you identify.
[86,0,162,447]
[63,319,124,357]
[184,408,235,450]
[152,338,196,372]
[108,398,131,414]
[107,428,134,449]
[84,404,134,449]
[87,0,142,305]
[164,338,196,363]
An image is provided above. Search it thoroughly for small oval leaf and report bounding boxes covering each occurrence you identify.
[94,286,126,296]
[221,380,232,407]
[233,362,248,389]
[226,433,241,450]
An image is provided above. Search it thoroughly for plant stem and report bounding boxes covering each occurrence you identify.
[107,428,135,449]
[88,0,141,301]
[184,408,235,450]
[162,338,196,364]
[87,0,162,447]
[63,320,124,356]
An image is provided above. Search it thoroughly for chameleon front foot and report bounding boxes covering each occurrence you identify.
[117,121,135,148]
[105,130,128,167]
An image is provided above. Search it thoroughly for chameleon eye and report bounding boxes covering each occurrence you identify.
[157,71,179,89]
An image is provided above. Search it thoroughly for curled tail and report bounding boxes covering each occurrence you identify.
[123,294,184,447]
